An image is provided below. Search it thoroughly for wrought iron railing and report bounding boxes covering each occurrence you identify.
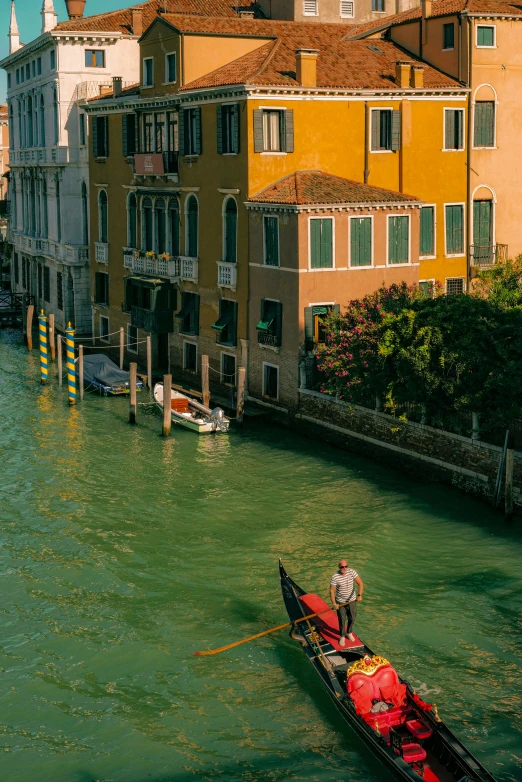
[257,331,280,347]
[469,243,508,266]
[131,305,173,333]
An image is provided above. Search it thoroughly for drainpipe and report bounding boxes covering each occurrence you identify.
[180,34,185,86]
[466,15,473,290]
[458,14,462,83]
[364,102,370,183]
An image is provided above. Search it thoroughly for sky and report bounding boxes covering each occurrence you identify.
[0,0,132,101]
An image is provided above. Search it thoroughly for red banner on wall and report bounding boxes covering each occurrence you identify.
[134,153,165,175]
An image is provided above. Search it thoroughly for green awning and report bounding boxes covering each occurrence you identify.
[211,311,233,332]
[175,298,196,319]
[312,306,328,316]
[256,318,274,332]
[128,275,163,289]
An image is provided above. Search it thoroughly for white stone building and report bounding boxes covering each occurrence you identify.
[1,0,140,334]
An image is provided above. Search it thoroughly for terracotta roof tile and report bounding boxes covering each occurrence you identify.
[248,170,421,205]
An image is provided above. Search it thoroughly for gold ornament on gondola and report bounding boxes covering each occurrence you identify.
[346,655,391,677]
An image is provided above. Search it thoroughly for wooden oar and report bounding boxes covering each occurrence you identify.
[194,601,349,657]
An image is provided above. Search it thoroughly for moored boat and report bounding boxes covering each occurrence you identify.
[154,382,229,434]
[77,354,144,395]
[279,561,498,782]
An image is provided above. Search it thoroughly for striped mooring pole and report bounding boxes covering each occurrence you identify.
[65,322,77,405]
[38,310,48,385]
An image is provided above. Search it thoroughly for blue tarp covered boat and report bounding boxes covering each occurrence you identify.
[77,354,144,395]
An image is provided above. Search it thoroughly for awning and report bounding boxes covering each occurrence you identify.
[127,275,163,289]
[312,305,328,315]
[256,318,274,332]
[211,311,234,332]
[176,298,196,319]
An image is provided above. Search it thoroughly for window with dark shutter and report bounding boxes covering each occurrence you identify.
[212,298,237,346]
[43,266,50,302]
[177,291,200,335]
[391,110,401,150]
[253,109,263,153]
[284,109,294,153]
[122,113,137,156]
[474,101,494,147]
[257,299,282,347]
[263,216,279,266]
[371,109,396,151]
[220,104,239,154]
[93,116,108,157]
[445,204,464,254]
[95,272,109,305]
[443,23,455,49]
[216,105,223,154]
[420,206,435,256]
[444,109,464,150]
[350,217,372,266]
[310,218,333,268]
[388,216,409,264]
[56,271,63,310]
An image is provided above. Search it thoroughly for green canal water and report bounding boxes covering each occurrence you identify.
[0,329,521,782]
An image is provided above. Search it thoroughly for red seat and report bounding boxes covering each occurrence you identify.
[299,594,362,651]
[401,743,427,763]
[406,719,432,740]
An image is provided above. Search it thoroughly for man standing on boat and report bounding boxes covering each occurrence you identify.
[330,560,364,646]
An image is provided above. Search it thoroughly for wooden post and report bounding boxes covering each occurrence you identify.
[38,310,49,384]
[57,335,63,385]
[120,327,125,369]
[505,431,515,519]
[65,322,77,405]
[78,345,84,401]
[49,313,56,361]
[146,335,152,395]
[26,304,34,351]
[129,362,137,424]
[22,293,27,338]
[201,354,210,408]
[162,374,172,437]
[236,366,246,427]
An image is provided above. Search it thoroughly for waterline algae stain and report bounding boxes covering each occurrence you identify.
[0,330,521,782]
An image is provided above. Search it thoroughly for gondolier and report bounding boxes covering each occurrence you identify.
[330,559,364,646]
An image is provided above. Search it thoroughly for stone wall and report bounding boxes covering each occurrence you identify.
[291,389,522,509]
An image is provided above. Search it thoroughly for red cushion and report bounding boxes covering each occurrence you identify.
[406,719,432,740]
[380,682,408,708]
[372,665,400,689]
[350,682,374,715]
[299,594,362,651]
[402,743,427,763]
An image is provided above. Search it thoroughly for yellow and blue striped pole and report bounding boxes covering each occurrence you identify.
[65,322,77,405]
[38,310,48,385]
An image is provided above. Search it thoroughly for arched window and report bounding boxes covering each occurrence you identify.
[168,197,180,255]
[40,94,45,147]
[27,96,33,148]
[56,180,61,242]
[142,196,153,251]
[81,182,89,245]
[155,198,166,254]
[127,193,137,248]
[98,189,108,244]
[223,197,237,263]
[186,195,198,258]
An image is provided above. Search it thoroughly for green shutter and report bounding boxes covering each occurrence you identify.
[192,294,200,336]
[304,306,314,351]
[231,301,238,346]
[284,109,294,153]
[122,114,128,156]
[371,111,380,151]
[264,216,279,266]
[456,110,463,150]
[103,117,109,157]
[478,26,494,46]
[445,110,455,149]
[391,110,401,151]
[274,301,283,346]
[253,109,263,153]
[474,101,494,147]
[216,104,223,154]
[351,217,371,266]
[320,219,333,268]
[310,219,321,268]
[194,107,202,155]
[92,116,98,157]
[179,109,185,155]
[389,216,409,263]
[231,103,239,153]
[446,205,464,254]
[420,206,434,256]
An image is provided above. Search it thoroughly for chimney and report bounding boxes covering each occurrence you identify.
[131,8,143,36]
[64,0,86,19]
[238,9,255,17]
[113,76,122,97]
[422,0,432,17]
[295,49,319,88]
[410,65,424,88]
[395,61,410,88]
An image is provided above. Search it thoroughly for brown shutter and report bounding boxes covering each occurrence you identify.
[216,104,223,154]
[253,109,263,153]
[391,110,401,150]
[284,109,294,153]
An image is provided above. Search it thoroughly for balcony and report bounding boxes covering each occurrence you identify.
[257,332,280,348]
[470,244,508,268]
[95,243,109,264]
[122,250,197,281]
[217,261,237,289]
[131,305,174,333]
[179,256,198,281]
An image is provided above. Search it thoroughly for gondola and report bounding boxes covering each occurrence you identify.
[279,561,498,782]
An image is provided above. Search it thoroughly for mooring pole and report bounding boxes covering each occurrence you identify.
[201,354,210,408]
[78,345,84,401]
[505,431,515,519]
[26,303,34,351]
[49,313,56,361]
[129,362,137,424]
[236,366,246,427]
[146,335,152,396]
[65,322,76,405]
[22,293,27,339]
[57,335,63,385]
[120,327,124,369]
[162,373,172,437]
[38,310,48,385]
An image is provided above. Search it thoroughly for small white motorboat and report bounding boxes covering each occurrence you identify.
[154,383,230,434]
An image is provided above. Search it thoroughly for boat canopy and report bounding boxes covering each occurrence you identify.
[83,354,131,386]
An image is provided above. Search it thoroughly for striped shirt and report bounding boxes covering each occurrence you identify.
[330,568,358,603]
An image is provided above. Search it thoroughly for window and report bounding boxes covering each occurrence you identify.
[128,193,137,248]
[221,353,236,385]
[79,112,86,145]
[167,111,177,152]
[212,299,237,346]
[57,271,63,310]
[100,315,109,342]
[93,115,109,157]
[81,182,89,245]
[445,204,464,255]
[155,113,165,152]
[263,216,279,266]
[143,57,154,87]
[181,107,201,156]
[257,299,282,347]
[223,198,237,263]
[186,195,198,258]
[477,25,495,47]
[388,215,410,264]
[155,198,167,254]
[474,101,495,147]
[142,113,154,153]
[124,279,152,312]
[350,217,372,266]
[15,70,19,86]
[85,50,105,68]
[263,363,279,400]
[122,113,137,156]
[142,197,153,251]
[50,50,56,70]
[176,292,200,335]
[165,53,177,83]
[443,23,455,50]
[371,109,400,151]
[183,341,197,372]
[26,64,30,81]
[95,272,109,305]
[218,104,239,154]
[420,206,435,256]
[7,74,11,89]
[37,57,42,75]
[446,277,465,295]
[372,0,384,9]
[304,304,340,350]
[32,61,36,78]
[127,324,139,354]
[304,0,317,14]
[341,0,354,15]
[444,109,464,150]
[56,180,61,242]
[26,96,33,147]
[419,280,435,298]
[14,253,19,285]
[254,108,293,154]
[37,264,43,300]
[40,95,45,147]
[53,88,59,144]
[98,190,108,244]
[310,218,333,269]
[43,266,50,302]
[168,198,180,255]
